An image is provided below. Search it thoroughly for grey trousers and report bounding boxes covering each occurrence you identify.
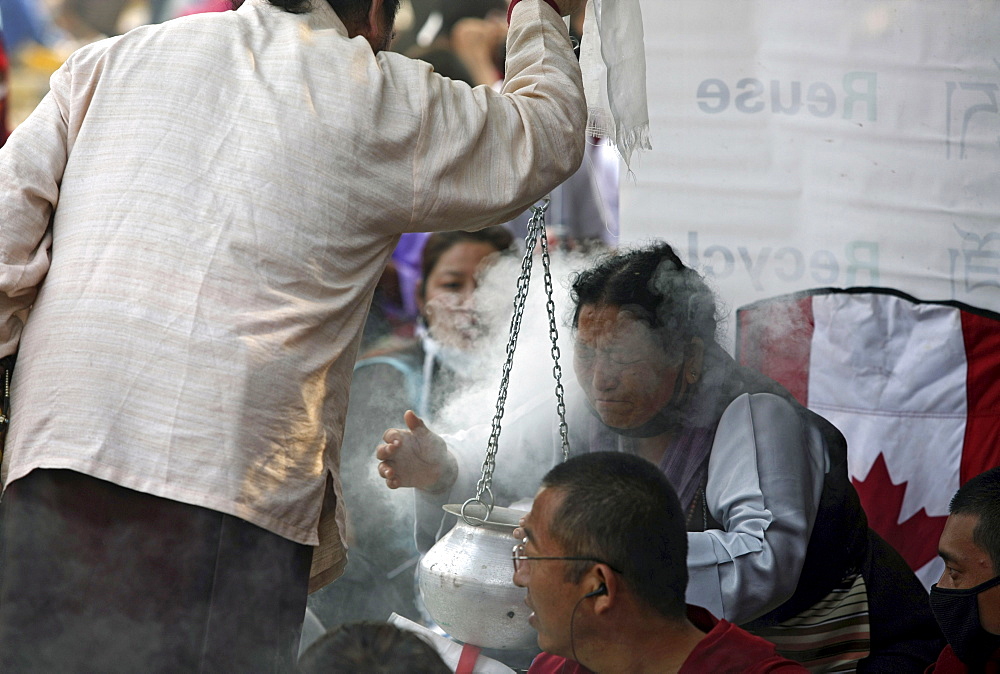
[0,469,313,673]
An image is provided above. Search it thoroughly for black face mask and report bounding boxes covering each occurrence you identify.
[929,575,1000,665]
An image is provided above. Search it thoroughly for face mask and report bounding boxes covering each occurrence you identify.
[929,575,1000,665]
[420,332,487,375]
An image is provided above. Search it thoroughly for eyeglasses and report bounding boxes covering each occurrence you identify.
[512,539,624,575]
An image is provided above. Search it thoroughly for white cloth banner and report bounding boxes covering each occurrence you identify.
[624,1,1000,344]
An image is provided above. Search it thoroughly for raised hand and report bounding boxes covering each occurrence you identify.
[376,410,457,492]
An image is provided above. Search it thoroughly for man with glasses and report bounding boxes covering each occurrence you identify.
[512,451,807,673]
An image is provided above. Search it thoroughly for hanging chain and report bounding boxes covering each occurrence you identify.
[463,203,543,522]
[537,223,571,463]
[462,198,572,524]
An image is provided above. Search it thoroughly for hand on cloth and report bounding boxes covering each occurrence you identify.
[506,0,652,168]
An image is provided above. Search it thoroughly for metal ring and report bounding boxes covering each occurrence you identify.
[460,489,495,526]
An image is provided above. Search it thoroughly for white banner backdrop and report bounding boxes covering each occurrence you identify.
[623,1,1000,345]
[619,1,1000,586]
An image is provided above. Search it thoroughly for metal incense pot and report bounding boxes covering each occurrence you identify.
[417,200,572,650]
[418,503,532,649]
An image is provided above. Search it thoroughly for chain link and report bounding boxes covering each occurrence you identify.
[537,222,571,463]
[463,198,572,524]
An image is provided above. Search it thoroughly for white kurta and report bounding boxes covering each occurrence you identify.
[0,0,585,590]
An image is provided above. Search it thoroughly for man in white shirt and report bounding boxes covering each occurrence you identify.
[0,0,585,668]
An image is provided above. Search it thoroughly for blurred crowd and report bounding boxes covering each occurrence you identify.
[0,1,598,125]
[1,0,597,134]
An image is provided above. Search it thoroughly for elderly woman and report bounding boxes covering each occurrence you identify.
[377,241,942,670]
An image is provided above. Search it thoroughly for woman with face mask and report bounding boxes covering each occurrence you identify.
[378,241,945,671]
[308,226,515,628]
[359,227,516,420]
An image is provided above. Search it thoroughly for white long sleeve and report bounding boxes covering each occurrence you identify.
[686,393,829,623]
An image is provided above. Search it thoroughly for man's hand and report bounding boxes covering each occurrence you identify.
[451,17,507,86]
[509,0,586,20]
[512,517,527,542]
[553,0,586,18]
[376,410,457,493]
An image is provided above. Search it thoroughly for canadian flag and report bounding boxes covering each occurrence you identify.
[737,288,1000,588]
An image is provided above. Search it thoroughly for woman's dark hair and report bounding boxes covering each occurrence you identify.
[570,241,719,353]
[269,0,400,27]
[297,622,449,674]
[418,226,516,299]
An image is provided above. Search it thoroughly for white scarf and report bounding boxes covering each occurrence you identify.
[580,0,652,168]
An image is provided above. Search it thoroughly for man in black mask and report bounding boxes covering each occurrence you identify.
[929,466,1000,672]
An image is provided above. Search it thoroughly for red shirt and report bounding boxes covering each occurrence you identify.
[0,34,9,147]
[528,606,808,674]
[925,644,1000,674]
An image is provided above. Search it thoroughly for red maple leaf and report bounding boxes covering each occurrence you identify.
[851,453,948,572]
